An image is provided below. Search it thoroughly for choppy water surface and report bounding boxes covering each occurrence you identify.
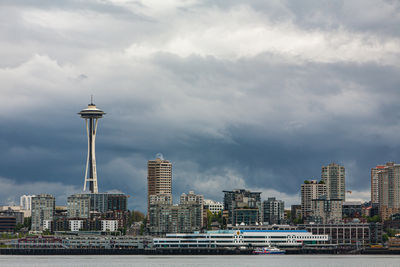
[1,255,399,267]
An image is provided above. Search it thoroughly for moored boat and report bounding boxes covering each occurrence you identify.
[253,246,285,255]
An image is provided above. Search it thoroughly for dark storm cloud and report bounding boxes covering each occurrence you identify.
[0,0,399,209]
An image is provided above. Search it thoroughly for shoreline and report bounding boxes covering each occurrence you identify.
[1,248,399,255]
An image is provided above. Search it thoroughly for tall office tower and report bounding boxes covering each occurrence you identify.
[377,162,400,220]
[263,197,285,225]
[31,194,55,232]
[20,195,36,211]
[147,157,172,213]
[301,180,327,220]
[321,163,346,201]
[78,99,105,193]
[223,189,262,225]
[371,163,390,204]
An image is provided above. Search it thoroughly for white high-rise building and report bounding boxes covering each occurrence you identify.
[20,195,36,211]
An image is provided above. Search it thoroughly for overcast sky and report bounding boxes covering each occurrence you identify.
[1,0,400,211]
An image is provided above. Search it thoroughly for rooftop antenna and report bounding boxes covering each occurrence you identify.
[90,95,94,105]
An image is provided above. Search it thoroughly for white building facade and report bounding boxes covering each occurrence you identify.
[101,220,118,232]
[69,220,84,232]
[204,199,224,214]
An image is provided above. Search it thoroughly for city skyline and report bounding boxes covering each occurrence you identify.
[1,1,400,212]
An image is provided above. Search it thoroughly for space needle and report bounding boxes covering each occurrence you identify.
[78,97,105,193]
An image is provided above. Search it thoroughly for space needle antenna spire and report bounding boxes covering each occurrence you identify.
[78,97,105,193]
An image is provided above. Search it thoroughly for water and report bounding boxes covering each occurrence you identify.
[0,255,399,267]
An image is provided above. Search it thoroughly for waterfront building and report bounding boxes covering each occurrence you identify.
[153,229,328,248]
[148,203,203,235]
[101,220,119,232]
[301,180,326,220]
[67,194,90,219]
[78,99,105,193]
[204,199,223,214]
[310,197,343,224]
[31,194,55,232]
[377,162,400,220]
[178,202,203,233]
[223,189,262,225]
[147,157,172,214]
[227,224,299,231]
[148,203,178,235]
[20,195,36,211]
[321,163,346,201]
[11,235,152,249]
[299,223,381,246]
[149,195,203,235]
[263,197,284,225]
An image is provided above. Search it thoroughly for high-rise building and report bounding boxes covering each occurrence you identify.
[310,196,343,224]
[20,195,36,211]
[377,162,400,220]
[180,191,204,206]
[149,194,173,205]
[147,157,172,213]
[86,193,127,213]
[371,163,391,204]
[148,198,202,235]
[223,189,262,225]
[78,99,105,193]
[263,197,284,225]
[67,194,90,219]
[291,204,302,222]
[31,194,55,232]
[301,180,327,220]
[321,163,345,201]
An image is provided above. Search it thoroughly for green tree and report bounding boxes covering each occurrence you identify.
[382,234,389,242]
[367,215,380,223]
[42,229,52,235]
[139,217,147,235]
[385,228,398,237]
[293,218,304,225]
[15,223,24,232]
[23,217,31,230]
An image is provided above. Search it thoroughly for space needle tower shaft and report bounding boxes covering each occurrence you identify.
[78,97,105,193]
